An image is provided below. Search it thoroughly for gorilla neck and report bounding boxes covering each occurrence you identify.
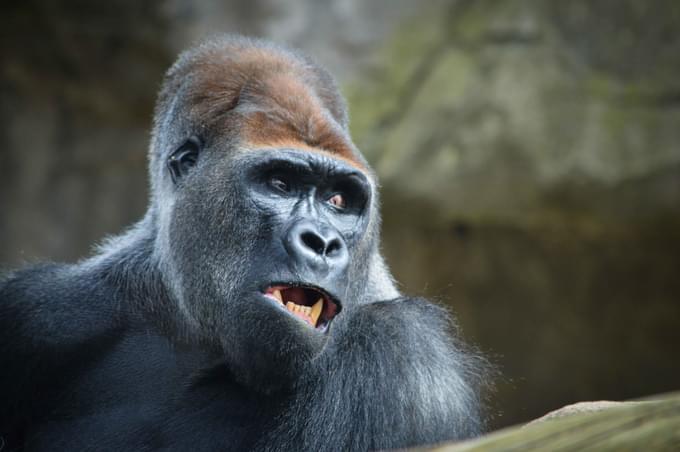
[87,215,186,337]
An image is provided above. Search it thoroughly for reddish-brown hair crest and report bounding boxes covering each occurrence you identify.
[154,35,366,168]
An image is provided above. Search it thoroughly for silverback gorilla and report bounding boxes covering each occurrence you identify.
[0,36,484,451]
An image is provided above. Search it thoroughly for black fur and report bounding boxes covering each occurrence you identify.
[0,35,485,451]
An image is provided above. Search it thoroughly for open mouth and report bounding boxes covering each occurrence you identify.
[264,284,340,329]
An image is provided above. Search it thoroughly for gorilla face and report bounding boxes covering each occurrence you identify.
[158,136,375,389]
[239,148,372,318]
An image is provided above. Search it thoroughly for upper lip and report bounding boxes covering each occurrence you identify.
[261,282,342,329]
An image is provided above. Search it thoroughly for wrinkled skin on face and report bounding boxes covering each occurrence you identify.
[162,148,377,389]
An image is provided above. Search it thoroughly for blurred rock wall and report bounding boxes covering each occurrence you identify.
[1,0,679,429]
[349,0,680,426]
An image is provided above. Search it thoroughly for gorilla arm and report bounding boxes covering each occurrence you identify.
[258,297,485,451]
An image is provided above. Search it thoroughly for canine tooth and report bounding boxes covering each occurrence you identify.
[310,298,323,326]
[272,289,283,304]
[303,306,311,315]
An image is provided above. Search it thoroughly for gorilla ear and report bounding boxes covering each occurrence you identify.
[167,136,201,184]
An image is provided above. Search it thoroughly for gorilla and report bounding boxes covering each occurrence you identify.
[0,35,484,451]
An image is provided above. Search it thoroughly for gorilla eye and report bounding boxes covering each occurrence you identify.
[328,193,345,209]
[269,176,290,193]
[168,136,201,184]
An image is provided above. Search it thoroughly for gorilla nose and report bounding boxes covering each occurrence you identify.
[284,221,348,274]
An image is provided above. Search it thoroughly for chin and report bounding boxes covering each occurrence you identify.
[219,291,331,392]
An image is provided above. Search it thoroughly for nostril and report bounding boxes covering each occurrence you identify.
[325,238,343,257]
[300,231,326,256]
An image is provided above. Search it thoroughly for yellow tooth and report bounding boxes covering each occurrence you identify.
[310,298,323,326]
[286,301,295,312]
[303,306,312,315]
[272,289,283,304]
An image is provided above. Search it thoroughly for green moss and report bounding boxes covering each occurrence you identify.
[346,10,448,150]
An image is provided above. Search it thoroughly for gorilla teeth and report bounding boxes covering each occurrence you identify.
[267,286,330,328]
[272,289,284,304]
[285,300,319,327]
[310,298,323,326]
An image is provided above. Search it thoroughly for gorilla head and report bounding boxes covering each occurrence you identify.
[145,36,394,389]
